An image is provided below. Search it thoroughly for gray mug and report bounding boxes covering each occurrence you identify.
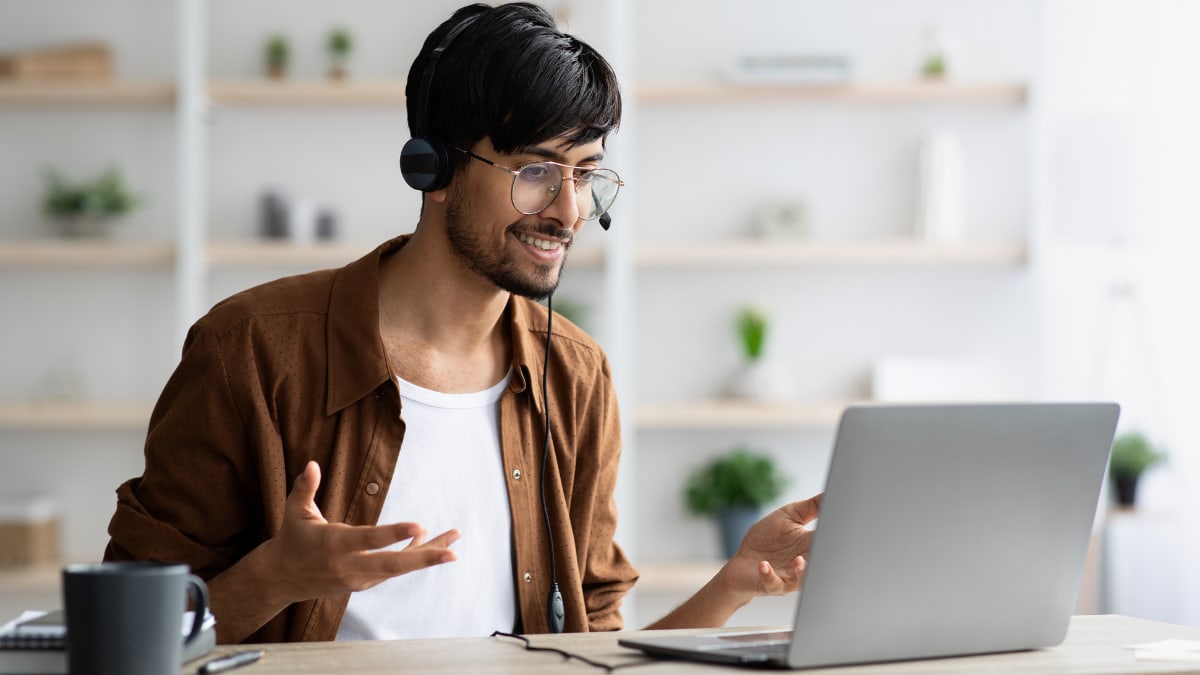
[63,561,209,675]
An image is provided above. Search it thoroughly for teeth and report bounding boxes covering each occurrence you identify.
[518,233,560,251]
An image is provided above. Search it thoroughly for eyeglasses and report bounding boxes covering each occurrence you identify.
[452,146,623,222]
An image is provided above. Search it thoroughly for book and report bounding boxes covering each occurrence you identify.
[0,609,216,674]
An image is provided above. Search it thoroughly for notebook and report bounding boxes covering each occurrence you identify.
[620,402,1120,669]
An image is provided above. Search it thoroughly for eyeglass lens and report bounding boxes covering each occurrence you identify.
[512,164,620,221]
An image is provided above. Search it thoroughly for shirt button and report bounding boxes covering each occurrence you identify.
[523,572,533,583]
[512,469,522,480]
[365,482,380,495]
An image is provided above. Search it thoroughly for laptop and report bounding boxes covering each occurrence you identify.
[620,402,1120,669]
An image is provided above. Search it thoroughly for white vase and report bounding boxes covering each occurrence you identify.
[726,358,790,402]
[913,130,965,241]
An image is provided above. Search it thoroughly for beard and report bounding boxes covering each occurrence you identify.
[444,183,571,300]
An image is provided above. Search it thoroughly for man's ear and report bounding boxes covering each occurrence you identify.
[426,186,450,204]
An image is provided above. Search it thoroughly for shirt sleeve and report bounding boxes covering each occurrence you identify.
[104,323,262,580]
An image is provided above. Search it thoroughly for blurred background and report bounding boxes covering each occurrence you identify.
[0,0,1197,630]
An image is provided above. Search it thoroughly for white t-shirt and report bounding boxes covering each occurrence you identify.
[335,372,516,640]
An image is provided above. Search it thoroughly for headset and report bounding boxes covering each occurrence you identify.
[400,10,568,634]
[399,13,481,192]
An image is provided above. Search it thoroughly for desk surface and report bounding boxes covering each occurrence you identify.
[189,615,1200,674]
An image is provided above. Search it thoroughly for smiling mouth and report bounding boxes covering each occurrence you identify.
[517,231,568,252]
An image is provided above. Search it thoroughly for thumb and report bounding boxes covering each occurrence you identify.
[288,461,327,523]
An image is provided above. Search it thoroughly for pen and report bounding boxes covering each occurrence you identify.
[197,649,263,674]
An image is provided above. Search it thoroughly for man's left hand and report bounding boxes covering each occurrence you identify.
[723,495,822,601]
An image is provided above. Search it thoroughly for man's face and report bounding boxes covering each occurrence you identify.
[444,135,606,300]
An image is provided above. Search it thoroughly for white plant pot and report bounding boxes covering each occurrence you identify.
[726,358,790,402]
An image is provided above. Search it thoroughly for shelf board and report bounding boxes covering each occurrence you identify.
[637,400,849,430]
[0,80,175,106]
[206,239,606,269]
[0,402,153,430]
[206,240,379,267]
[637,81,1028,106]
[208,79,407,105]
[0,240,175,267]
[635,239,1027,268]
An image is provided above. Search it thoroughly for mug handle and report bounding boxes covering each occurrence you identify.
[183,574,211,646]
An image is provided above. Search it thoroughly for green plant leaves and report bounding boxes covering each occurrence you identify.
[684,447,787,515]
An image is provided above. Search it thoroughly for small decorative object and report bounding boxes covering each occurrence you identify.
[685,447,788,558]
[326,27,353,80]
[920,52,946,80]
[754,198,808,239]
[919,23,955,80]
[725,305,790,401]
[1108,431,1166,508]
[259,189,288,238]
[42,167,139,237]
[913,129,965,241]
[316,208,339,240]
[288,196,318,245]
[265,34,290,79]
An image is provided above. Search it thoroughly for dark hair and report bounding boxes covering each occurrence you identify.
[406,2,622,175]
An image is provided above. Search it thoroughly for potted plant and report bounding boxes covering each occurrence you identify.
[1108,431,1165,508]
[684,447,788,558]
[265,34,290,79]
[327,27,353,80]
[725,305,789,401]
[42,167,140,237]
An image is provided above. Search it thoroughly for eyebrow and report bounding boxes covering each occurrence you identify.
[522,145,605,165]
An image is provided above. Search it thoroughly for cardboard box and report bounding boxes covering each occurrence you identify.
[0,42,112,80]
[0,495,59,569]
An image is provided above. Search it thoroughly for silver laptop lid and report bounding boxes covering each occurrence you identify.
[788,402,1119,668]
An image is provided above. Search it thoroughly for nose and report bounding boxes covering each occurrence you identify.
[543,174,583,225]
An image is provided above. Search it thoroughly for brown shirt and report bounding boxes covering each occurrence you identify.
[104,236,638,643]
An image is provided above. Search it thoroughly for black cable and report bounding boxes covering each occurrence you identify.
[491,631,661,672]
[542,294,565,633]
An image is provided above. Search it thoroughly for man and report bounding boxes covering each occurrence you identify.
[105,2,819,644]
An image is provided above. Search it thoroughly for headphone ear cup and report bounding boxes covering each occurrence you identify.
[400,137,453,192]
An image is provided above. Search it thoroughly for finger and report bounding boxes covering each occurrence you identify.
[756,561,790,595]
[334,522,425,552]
[417,529,460,550]
[783,493,822,526]
[366,547,458,578]
[288,461,326,523]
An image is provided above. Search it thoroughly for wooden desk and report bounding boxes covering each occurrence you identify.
[189,615,1200,674]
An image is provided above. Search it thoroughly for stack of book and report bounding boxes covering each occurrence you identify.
[0,42,112,80]
[725,54,852,85]
[0,609,216,674]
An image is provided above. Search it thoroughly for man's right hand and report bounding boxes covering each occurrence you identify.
[262,460,459,599]
[207,460,458,643]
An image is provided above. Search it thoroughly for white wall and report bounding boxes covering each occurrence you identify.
[1034,0,1200,624]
